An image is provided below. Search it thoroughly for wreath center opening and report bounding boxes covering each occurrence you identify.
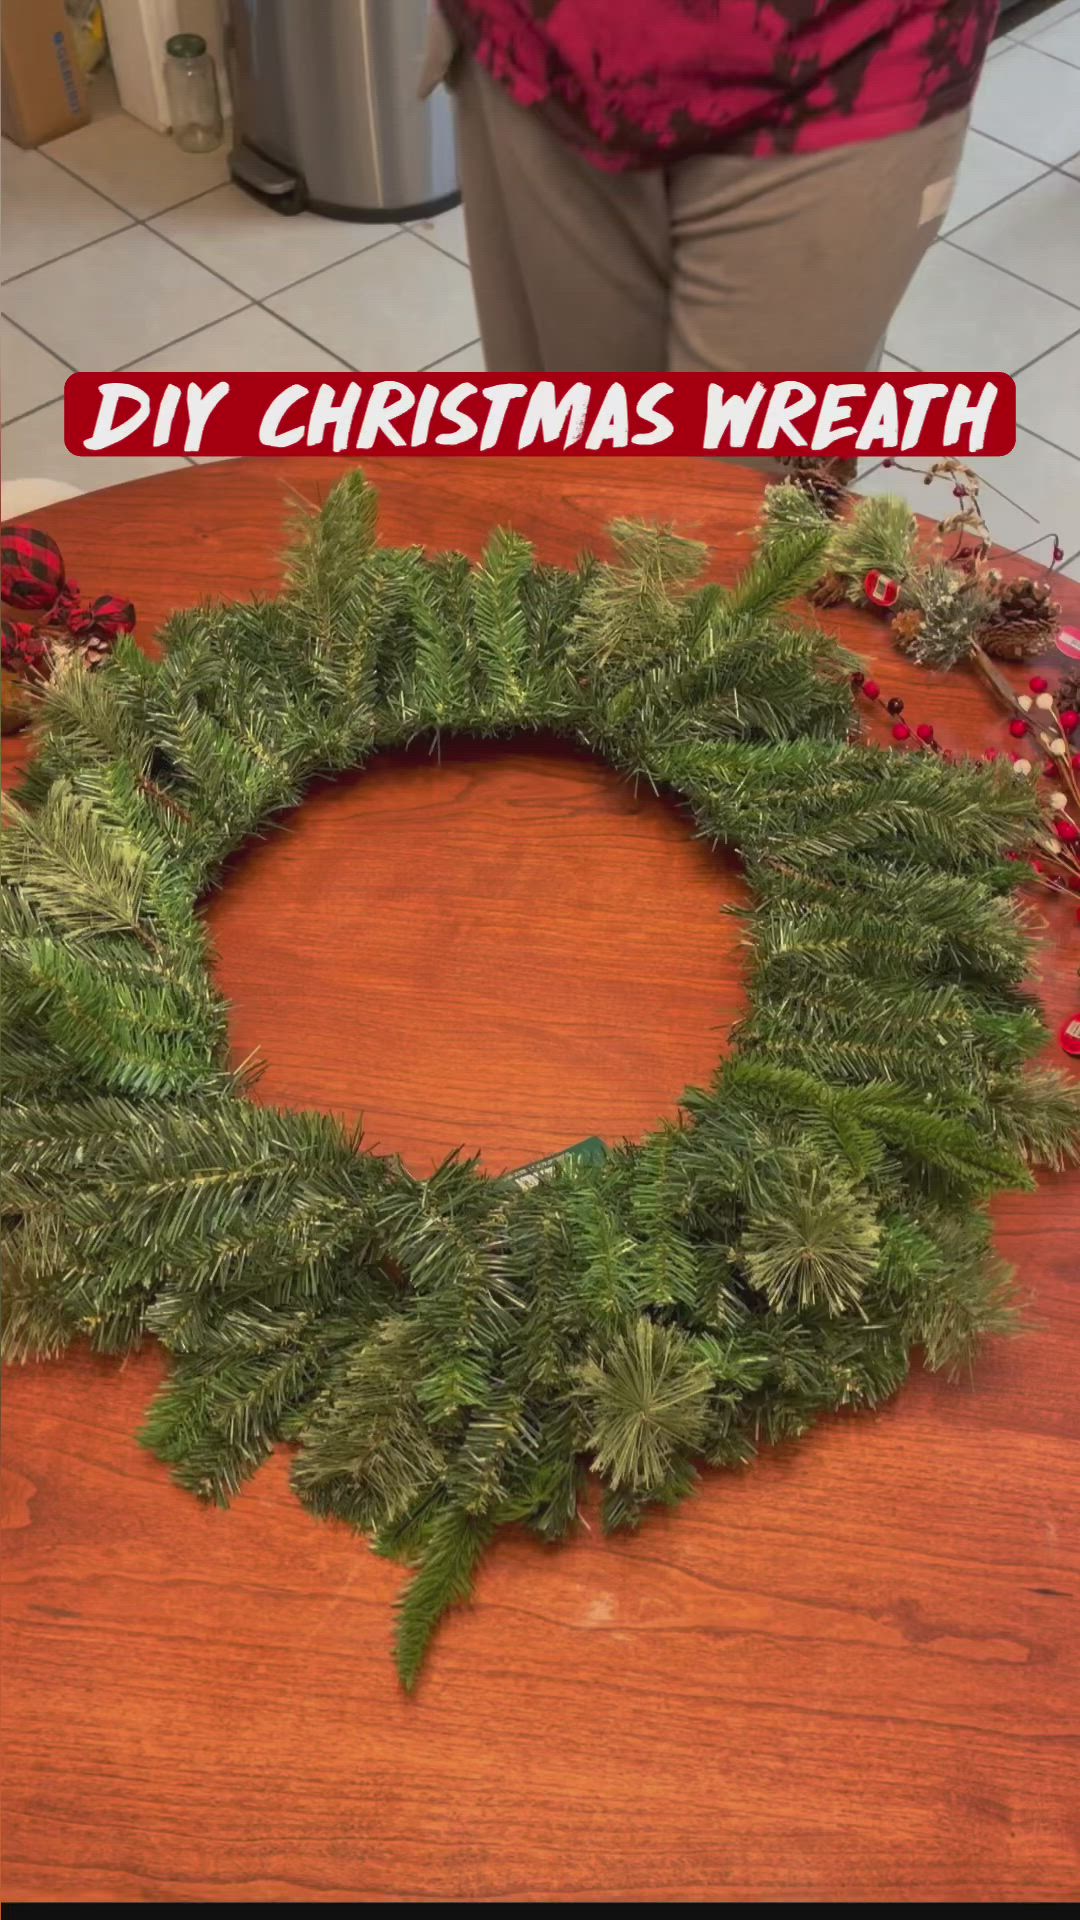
[205,731,750,1175]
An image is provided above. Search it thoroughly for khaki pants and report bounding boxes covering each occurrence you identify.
[422,12,968,374]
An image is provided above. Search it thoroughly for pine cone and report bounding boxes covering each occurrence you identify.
[981,624,1049,661]
[977,574,1060,660]
[998,575,1058,621]
[779,456,855,519]
[891,609,924,646]
[809,567,847,607]
[1056,668,1080,713]
[41,628,113,675]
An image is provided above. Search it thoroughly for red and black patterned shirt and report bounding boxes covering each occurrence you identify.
[439,1,997,166]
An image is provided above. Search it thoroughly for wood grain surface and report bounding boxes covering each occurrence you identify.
[2,458,1078,1904]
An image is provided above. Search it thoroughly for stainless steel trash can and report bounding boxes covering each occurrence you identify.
[224,0,459,220]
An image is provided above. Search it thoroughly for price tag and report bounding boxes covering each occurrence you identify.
[864,570,900,608]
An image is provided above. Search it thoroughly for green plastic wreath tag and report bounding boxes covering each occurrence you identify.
[511,1137,608,1189]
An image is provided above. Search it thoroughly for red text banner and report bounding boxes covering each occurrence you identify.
[64,371,1016,460]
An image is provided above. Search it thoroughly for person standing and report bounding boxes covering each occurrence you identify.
[422,2,997,373]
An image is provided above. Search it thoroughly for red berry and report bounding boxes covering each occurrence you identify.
[1029,676,1049,694]
[1009,718,1028,738]
[1047,762,1060,778]
[850,671,865,689]
[1004,851,1019,861]
[861,679,880,700]
[1054,818,1079,842]
[1032,861,1044,874]
[916,723,934,743]
[892,722,911,741]
[1060,710,1079,734]
[1072,753,1080,772]
[1053,543,1065,565]
[984,747,999,761]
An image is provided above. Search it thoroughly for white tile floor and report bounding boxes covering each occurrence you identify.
[0,5,1078,576]
[857,1,1080,580]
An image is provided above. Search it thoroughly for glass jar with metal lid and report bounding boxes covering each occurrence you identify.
[163,32,223,155]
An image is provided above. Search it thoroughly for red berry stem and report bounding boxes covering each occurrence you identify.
[851,673,936,752]
[852,668,1078,923]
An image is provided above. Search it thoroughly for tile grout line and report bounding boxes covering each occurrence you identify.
[141,219,474,363]
[37,129,467,306]
[940,235,1080,314]
[1,311,79,373]
[5,302,355,408]
[968,122,1080,168]
[1018,421,1080,465]
[222,303,357,372]
[149,179,256,221]
[1011,317,1080,377]
[962,132,1080,183]
[128,222,268,309]
[421,340,482,370]
[406,227,471,274]
[29,139,154,221]
[5,242,467,403]
[3,209,468,324]
[113,313,257,370]
[2,222,135,287]
[1012,44,1080,73]
[943,167,1055,243]
[1,310,79,430]
[1009,423,1080,466]
[6,184,430,377]
[2,395,73,431]
[246,225,403,302]
[9,135,416,310]
[36,126,249,228]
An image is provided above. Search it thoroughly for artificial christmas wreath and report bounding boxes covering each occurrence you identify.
[4,473,1079,1688]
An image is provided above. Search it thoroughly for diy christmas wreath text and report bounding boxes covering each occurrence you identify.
[65,370,1016,460]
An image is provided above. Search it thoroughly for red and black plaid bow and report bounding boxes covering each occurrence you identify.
[2,522,135,658]
[1,525,65,612]
[64,592,137,642]
[1,617,48,674]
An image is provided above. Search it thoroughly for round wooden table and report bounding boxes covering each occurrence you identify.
[3,459,1078,1903]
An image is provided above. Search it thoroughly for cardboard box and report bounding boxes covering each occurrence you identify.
[2,0,89,149]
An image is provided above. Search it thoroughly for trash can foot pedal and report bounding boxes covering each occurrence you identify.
[229,141,306,214]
